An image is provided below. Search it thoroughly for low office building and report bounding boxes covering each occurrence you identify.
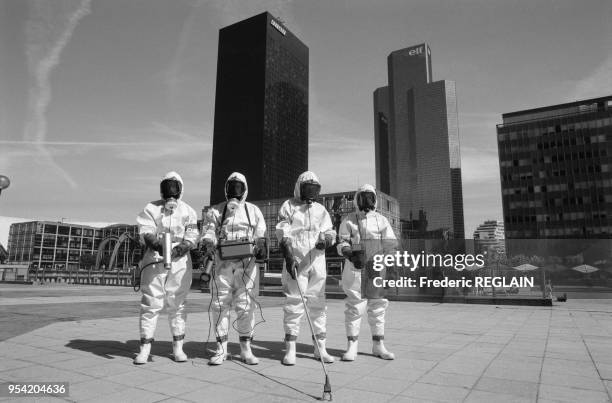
[497,95,612,238]
[6,221,140,280]
[0,243,7,264]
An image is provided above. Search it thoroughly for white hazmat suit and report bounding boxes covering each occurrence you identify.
[276,171,336,365]
[337,184,397,361]
[134,172,198,364]
[202,172,267,365]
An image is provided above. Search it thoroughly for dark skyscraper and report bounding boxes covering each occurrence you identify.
[210,12,308,205]
[373,87,390,194]
[374,43,464,239]
[497,96,612,238]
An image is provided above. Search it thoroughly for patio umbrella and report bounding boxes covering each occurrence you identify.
[513,263,539,272]
[571,264,599,274]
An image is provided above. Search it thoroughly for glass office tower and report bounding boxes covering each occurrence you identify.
[210,12,308,204]
[374,43,464,239]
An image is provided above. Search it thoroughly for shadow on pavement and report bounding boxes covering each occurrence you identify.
[65,339,327,400]
[66,339,215,361]
[66,339,141,360]
[250,339,344,361]
[66,338,345,364]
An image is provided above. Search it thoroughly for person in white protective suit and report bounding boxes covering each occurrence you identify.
[202,172,267,365]
[134,171,199,365]
[337,184,398,361]
[276,171,336,365]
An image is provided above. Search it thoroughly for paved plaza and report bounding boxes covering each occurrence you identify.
[0,284,611,402]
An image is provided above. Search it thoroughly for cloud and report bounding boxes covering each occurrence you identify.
[0,140,198,146]
[460,146,500,183]
[165,0,299,118]
[23,0,92,189]
[165,0,207,120]
[112,122,212,162]
[209,0,296,28]
[0,121,211,157]
[308,105,376,192]
[570,53,612,100]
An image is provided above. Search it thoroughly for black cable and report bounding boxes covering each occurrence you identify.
[206,203,258,363]
[211,206,228,361]
[231,256,266,336]
[209,261,227,360]
[204,202,269,366]
[133,259,162,292]
[187,258,224,369]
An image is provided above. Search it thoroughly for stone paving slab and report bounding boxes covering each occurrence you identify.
[0,298,611,402]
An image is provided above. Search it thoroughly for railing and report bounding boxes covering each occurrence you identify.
[18,238,612,303]
[27,269,136,287]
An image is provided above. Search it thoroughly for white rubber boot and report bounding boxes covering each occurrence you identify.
[282,335,297,366]
[313,336,335,364]
[372,336,395,360]
[341,337,359,361]
[239,337,259,365]
[133,339,153,365]
[209,340,228,365]
[172,336,187,362]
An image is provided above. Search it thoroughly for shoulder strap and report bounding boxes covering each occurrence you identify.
[355,212,363,240]
[245,203,252,228]
[221,203,228,225]
[221,202,254,238]
[245,203,254,239]
[284,200,296,225]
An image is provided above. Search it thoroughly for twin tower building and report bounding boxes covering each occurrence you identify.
[210,12,464,239]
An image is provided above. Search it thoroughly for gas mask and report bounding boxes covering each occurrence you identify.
[165,198,178,211]
[161,178,181,211]
[225,179,245,213]
[357,191,376,212]
[300,181,321,204]
[225,180,245,200]
[226,198,240,213]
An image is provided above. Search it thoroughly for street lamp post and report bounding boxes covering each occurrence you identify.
[0,175,10,196]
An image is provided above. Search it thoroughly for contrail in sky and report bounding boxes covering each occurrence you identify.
[23,0,92,188]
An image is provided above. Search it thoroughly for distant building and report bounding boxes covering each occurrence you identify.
[400,210,452,240]
[473,220,505,254]
[210,12,308,204]
[497,95,612,238]
[0,243,7,264]
[6,221,140,274]
[374,43,464,239]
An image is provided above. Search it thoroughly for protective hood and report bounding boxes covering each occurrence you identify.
[225,172,248,203]
[293,171,320,200]
[353,183,377,212]
[160,171,184,200]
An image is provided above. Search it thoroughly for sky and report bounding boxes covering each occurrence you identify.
[0,0,611,245]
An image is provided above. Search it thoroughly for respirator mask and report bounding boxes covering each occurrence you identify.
[161,178,181,211]
[300,181,321,204]
[225,179,245,212]
[357,191,376,212]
